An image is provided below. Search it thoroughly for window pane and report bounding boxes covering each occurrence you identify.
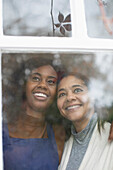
[84,0,113,39]
[2,52,113,170]
[3,0,72,37]
[2,52,113,122]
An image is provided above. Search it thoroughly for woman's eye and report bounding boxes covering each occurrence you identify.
[48,79,56,85]
[58,93,66,98]
[74,88,83,93]
[32,76,40,82]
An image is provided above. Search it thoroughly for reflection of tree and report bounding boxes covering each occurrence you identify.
[50,0,55,36]
[54,13,72,36]
[98,0,113,35]
[4,0,72,36]
[50,0,72,36]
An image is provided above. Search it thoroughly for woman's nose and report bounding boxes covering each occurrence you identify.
[66,91,76,102]
[37,80,47,90]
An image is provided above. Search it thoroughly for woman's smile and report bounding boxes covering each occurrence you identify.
[33,92,48,100]
[65,103,83,111]
[33,92,48,101]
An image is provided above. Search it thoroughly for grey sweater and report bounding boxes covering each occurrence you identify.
[66,113,97,170]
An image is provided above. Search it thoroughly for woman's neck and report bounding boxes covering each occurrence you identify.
[19,110,46,127]
[25,105,46,120]
[73,108,94,133]
[8,110,47,138]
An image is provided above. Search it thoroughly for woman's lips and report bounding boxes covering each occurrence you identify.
[33,92,48,101]
[65,104,82,110]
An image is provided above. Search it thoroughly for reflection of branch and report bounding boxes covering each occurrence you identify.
[50,0,55,36]
[98,0,113,35]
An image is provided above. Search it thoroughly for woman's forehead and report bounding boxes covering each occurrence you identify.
[58,75,88,90]
[32,65,57,77]
[58,75,85,88]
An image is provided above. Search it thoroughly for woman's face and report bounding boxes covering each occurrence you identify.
[26,65,57,113]
[57,75,91,124]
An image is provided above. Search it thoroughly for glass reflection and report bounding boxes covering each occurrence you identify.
[2,52,113,170]
[84,0,113,39]
[3,0,72,37]
[2,52,113,121]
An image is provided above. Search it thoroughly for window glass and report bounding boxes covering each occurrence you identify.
[2,52,113,122]
[2,52,113,169]
[84,0,113,39]
[3,0,72,37]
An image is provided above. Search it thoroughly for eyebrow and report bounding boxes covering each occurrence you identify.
[31,73,41,76]
[58,84,83,93]
[72,85,83,88]
[58,88,65,93]
[48,76,57,79]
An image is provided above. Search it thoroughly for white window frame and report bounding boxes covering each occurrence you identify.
[0,0,113,169]
[0,0,113,51]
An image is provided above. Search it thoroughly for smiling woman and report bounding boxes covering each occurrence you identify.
[57,73,93,132]
[57,72,113,170]
[3,56,57,123]
[25,65,57,117]
[2,55,65,170]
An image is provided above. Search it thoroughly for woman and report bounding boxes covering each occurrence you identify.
[57,72,113,170]
[3,57,65,170]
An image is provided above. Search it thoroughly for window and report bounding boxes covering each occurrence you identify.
[3,0,72,37]
[84,0,113,39]
[0,0,113,170]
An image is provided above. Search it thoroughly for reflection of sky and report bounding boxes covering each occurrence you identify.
[3,0,71,36]
[89,52,113,107]
[95,52,112,71]
[89,78,113,107]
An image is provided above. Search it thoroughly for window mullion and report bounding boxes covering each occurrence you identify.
[0,0,3,36]
[70,0,88,39]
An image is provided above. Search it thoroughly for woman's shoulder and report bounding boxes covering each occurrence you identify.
[91,122,112,145]
[52,124,65,138]
[52,124,66,146]
[96,122,111,136]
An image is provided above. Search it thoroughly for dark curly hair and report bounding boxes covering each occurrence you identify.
[3,56,65,124]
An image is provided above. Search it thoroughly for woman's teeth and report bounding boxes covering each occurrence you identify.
[66,105,81,110]
[34,93,47,98]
